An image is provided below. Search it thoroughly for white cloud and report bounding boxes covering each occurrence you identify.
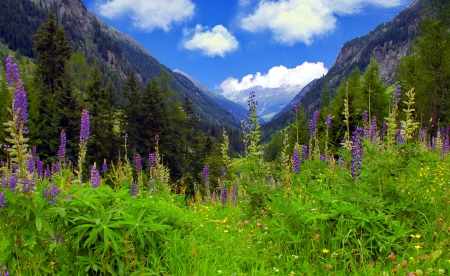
[220,62,328,93]
[183,25,239,57]
[97,0,195,32]
[240,0,404,45]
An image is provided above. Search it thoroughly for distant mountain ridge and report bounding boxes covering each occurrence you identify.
[173,69,252,122]
[222,84,304,121]
[0,0,240,127]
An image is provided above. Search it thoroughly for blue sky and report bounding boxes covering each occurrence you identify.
[81,0,412,95]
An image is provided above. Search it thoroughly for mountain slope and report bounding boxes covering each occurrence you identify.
[223,84,304,121]
[173,69,251,122]
[1,0,240,127]
[263,0,422,134]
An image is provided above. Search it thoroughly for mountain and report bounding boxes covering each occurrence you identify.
[222,84,304,121]
[273,80,317,118]
[173,69,251,122]
[0,0,240,127]
[263,0,422,134]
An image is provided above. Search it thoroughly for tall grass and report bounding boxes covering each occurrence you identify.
[1,56,450,275]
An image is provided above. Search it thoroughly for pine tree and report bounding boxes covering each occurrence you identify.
[33,12,72,96]
[120,69,144,156]
[142,78,168,152]
[361,58,388,125]
[398,0,450,133]
[31,12,73,161]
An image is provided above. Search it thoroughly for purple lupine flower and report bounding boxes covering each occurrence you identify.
[35,156,43,179]
[320,155,326,161]
[53,162,60,174]
[392,84,402,106]
[135,154,142,172]
[22,179,34,193]
[1,173,6,189]
[14,84,28,133]
[155,134,160,142]
[45,165,51,179]
[302,145,308,162]
[396,124,405,144]
[325,114,332,129]
[27,157,34,174]
[220,186,228,205]
[292,148,299,174]
[44,183,61,204]
[149,153,157,167]
[57,130,66,162]
[362,110,368,122]
[202,165,209,180]
[351,127,364,181]
[420,128,427,143]
[0,263,9,276]
[32,146,37,157]
[8,174,18,191]
[90,165,100,188]
[80,109,90,144]
[432,137,437,151]
[369,116,377,141]
[233,179,238,198]
[442,137,449,156]
[12,163,18,172]
[309,111,319,136]
[380,121,387,137]
[5,55,13,84]
[0,193,6,209]
[102,160,108,174]
[130,181,138,196]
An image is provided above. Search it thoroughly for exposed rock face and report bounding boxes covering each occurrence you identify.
[329,0,421,86]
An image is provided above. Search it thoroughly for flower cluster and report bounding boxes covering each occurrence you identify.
[57,130,66,162]
[80,109,90,144]
[135,154,142,172]
[220,186,228,205]
[202,165,209,180]
[0,263,10,276]
[0,193,6,209]
[392,84,402,106]
[44,183,61,204]
[130,181,138,196]
[309,111,319,137]
[351,126,364,181]
[102,160,108,174]
[149,153,157,167]
[90,164,100,189]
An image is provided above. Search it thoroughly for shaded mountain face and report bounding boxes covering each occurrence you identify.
[2,0,240,127]
[173,69,251,122]
[263,0,422,132]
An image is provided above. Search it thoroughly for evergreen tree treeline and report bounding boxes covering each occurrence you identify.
[0,12,243,194]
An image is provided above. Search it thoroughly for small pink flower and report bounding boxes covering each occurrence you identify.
[257,223,263,228]
[244,220,249,225]
[261,209,265,213]
[326,264,333,270]
[369,261,375,266]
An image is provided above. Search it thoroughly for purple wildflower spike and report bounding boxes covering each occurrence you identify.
[351,127,364,181]
[80,109,90,144]
[90,165,100,188]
